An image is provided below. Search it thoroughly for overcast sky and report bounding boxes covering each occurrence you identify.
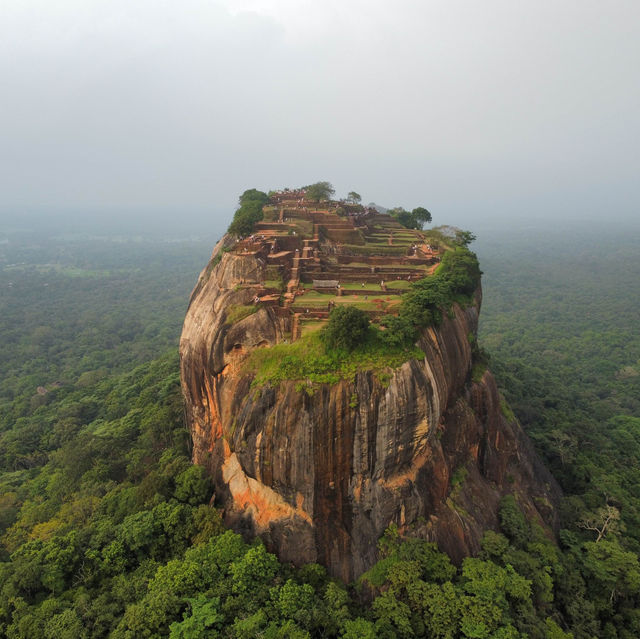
[1,0,638,232]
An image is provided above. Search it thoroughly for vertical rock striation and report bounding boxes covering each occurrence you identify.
[180,246,559,582]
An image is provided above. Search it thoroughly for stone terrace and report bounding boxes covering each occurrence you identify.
[230,191,442,340]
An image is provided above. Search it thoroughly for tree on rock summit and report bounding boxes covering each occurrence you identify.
[323,306,370,351]
[304,182,335,202]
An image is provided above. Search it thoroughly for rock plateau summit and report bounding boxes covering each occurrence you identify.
[180,190,558,581]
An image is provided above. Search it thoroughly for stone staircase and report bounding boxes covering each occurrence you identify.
[285,253,302,299]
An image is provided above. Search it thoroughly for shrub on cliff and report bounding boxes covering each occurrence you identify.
[403,246,481,322]
[439,246,482,296]
[378,246,481,346]
[238,189,269,207]
[377,314,418,348]
[228,189,269,236]
[322,306,370,351]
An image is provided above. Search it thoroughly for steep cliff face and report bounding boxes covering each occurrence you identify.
[180,246,559,582]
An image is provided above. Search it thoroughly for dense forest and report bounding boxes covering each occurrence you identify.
[0,222,638,638]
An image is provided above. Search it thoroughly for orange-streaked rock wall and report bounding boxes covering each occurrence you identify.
[179,244,559,582]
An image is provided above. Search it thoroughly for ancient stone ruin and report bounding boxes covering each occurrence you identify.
[179,191,559,582]
[231,192,441,340]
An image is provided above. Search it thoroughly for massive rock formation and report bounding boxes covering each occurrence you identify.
[180,241,559,582]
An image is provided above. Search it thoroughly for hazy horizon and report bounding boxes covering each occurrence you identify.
[1,1,638,232]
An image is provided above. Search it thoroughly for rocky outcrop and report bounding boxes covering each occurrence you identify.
[180,246,560,582]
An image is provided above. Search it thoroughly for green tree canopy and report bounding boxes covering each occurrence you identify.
[390,206,433,230]
[412,206,432,225]
[304,181,335,202]
[238,189,269,206]
[346,191,362,204]
[455,229,476,246]
[228,189,268,236]
[322,306,370,351]
[238,189,269,207]
[227,202,262,236]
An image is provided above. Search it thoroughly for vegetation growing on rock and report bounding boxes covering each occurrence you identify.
[227,188,269,236]
[322,306,370,351]
[303,181,335,202]
[180,187,560,588]
[389,206,433,230]
[244,328,423,387]
[378,246,482,346]
[218,186,480,387]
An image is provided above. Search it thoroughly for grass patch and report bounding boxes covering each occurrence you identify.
[499,395,516,422]
[450,465,468,489]
[384,280,413,289]
[293,295,402,314]
[263,279,284,290]
[378,263,431,271]
[295,291,335,306]
[293,303,332,313]
[211,246,230,268]
[288,219,314,235]
[335,296,399,312]
[471,362,487,382]
[265,265,282,279]
[342,244,408,256]
[300,320,325,336]
[338,282,385,291]
[225,304,258,325]
[243,331,423,387]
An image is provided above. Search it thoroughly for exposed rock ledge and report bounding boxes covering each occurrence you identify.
[179,246,560,582]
